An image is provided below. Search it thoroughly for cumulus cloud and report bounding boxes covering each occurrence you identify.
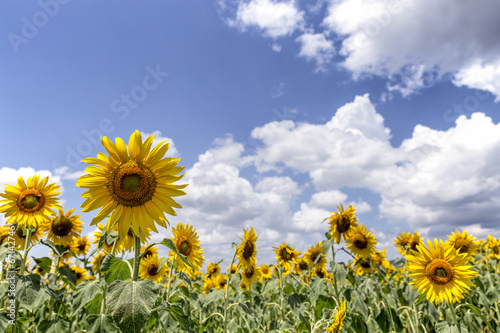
[230,0,305,38]
[141,130,179,157]
[296,32,335,72]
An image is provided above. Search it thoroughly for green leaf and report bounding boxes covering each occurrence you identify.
[15,274,41,312]
[33,257,52,274]
[283,283,294,296]
[40,239,60,256]
[37,319,71,333]
[415,292,427,305]
[262,279,278,295]
[158,238,195,270]
[331,262,348,286]
[198,289,225,306]
[85,314,120,333]
[458,303,493,331]
[106,230,119,246]
[435,321,469,333]
[165,305,190,330]
[107,280,160,333]
[0,312,13,333]
[101,254,132,284]
[73,279,104,313]
[59,266,77,285]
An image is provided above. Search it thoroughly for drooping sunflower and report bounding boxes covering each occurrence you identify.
[91,251,107,272]
[0,175,61,229]
[139,254,167,283]
[293,256,310,274]
[406,239,477,304]
[206,262,221,279]
[408,232,423,254]
[41,208,83,246]
[326,300,347,332]
[275,242,300,271]
[236,227,258,269]
[259,264,271,279]
[76,130,187,240]
[445,230,479,259]
[346,224,377,258]
[328,204,358,243]
[121,225,151,252]
[71,265,88,285]
[12,224,44,249]
[395,231,412,255]
[71,235,90,256]
[169,223,204,274]
[304,242,327,270]
[354,256,373,276]
[241,265,261,289]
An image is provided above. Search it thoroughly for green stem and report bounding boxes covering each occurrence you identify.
[12,227,33,333]
[278,266,286,324]
[165,258,174,302]
[448,301,458,324]
[132,234,141,281]
[223,247,238,333]
[331,245,339,301]
[412,301,420,333]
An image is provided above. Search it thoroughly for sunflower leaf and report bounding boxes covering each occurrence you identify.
[33,257,52,273]
[456,303,493,331]
[15,274,41,312]
[85,314,120,333]
[435,321,469,333]
[73,280,104,313]
[157,238,195,270]
[40,239,60,256]
[107,280,160,333]
[101,254,132,284]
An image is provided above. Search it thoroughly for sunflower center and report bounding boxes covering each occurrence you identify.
[410,241,420,252]
[51,217,74,237]
[337,216,351,233]
[352,234,368,249]
[316,269,325,278]
[311,252,318,263]
[76,272,82,279]
[261,267,269,275]
[110,161,157,207]
[244,268,255,279]
[148,265,158,276]
[360,260,371,269]
[426,259,453,285]
[455,239,469,253]
[16,227,26,239]
[243,241,254,260]
[179,239,191,255]
[78,242,86,251]
[282,248,292,261]
[17,190,45,212]
[144,250,153,258]
[299,261,309,270]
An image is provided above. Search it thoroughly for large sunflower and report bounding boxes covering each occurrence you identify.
[169,222,204,273]
[41,208,83,246]
[406,239,477,304]
[328,204,358,243]
[275,242,300,271]
[326,300,347,332]
[304,242,327,270]
[71,235,90,256]
[139,254,167,283]
[0,175,60,228]
[346,224,377,258]
[236,227,258,269]
[76,130,187,239]
[241,265,261,289]
[445,230,479,259]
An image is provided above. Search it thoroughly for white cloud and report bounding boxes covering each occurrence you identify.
[453,60,500,102]
[141,130,179,157]
[296,32,335,72]
[231,0,305,38]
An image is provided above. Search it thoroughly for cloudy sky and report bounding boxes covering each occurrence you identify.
[1,0,499,265]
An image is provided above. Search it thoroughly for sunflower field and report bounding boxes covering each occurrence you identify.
[1,130,499,333]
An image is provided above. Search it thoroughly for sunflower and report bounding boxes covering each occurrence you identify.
[33,266,47,276]
[445,230,479,259]
[395,231,412,255]
[0,175,61,229]
[121,225,151,252]
[71,235,90,256]
[215,274,227,290]
[346,224,377,258]
[326,300,347,332]
[312,266,330,279]
[406,239,477,304]
[55,244,74,260]
[92,223,122,253]
[293,256,310,274]
[12,224,44,249]
[141,245,158,259]
[76,130,187,240]
[203,277,217,293]
[169,223,204,274]
[275,242,300,271]
[228,264,238,275]
[304,242,327,270]
[0,225,10,246]
[91,252,107,273]
[408,232,423,254]
[41,208,83,246]
[371,249,391,270]
[71,265,88,285]
[354,256,373,276]
[260,264,271,279]
[241,266,261,289]
[328,204,358,243]
[487,238,500,261]
[236,227,258,269]
[273,262,291,277]
[139,254,167,283]
[206,262,221,279]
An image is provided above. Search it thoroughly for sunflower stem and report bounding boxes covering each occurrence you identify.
[132,234,141,281]
[165,258,174,302]
[331,244,340,301]
[12,226,32,333]
[412,301,420,333]
[278,266,286,325]
[223,246,238,333]
[448,301,458,324]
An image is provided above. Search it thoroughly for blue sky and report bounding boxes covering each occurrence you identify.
[1,0,499,265]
